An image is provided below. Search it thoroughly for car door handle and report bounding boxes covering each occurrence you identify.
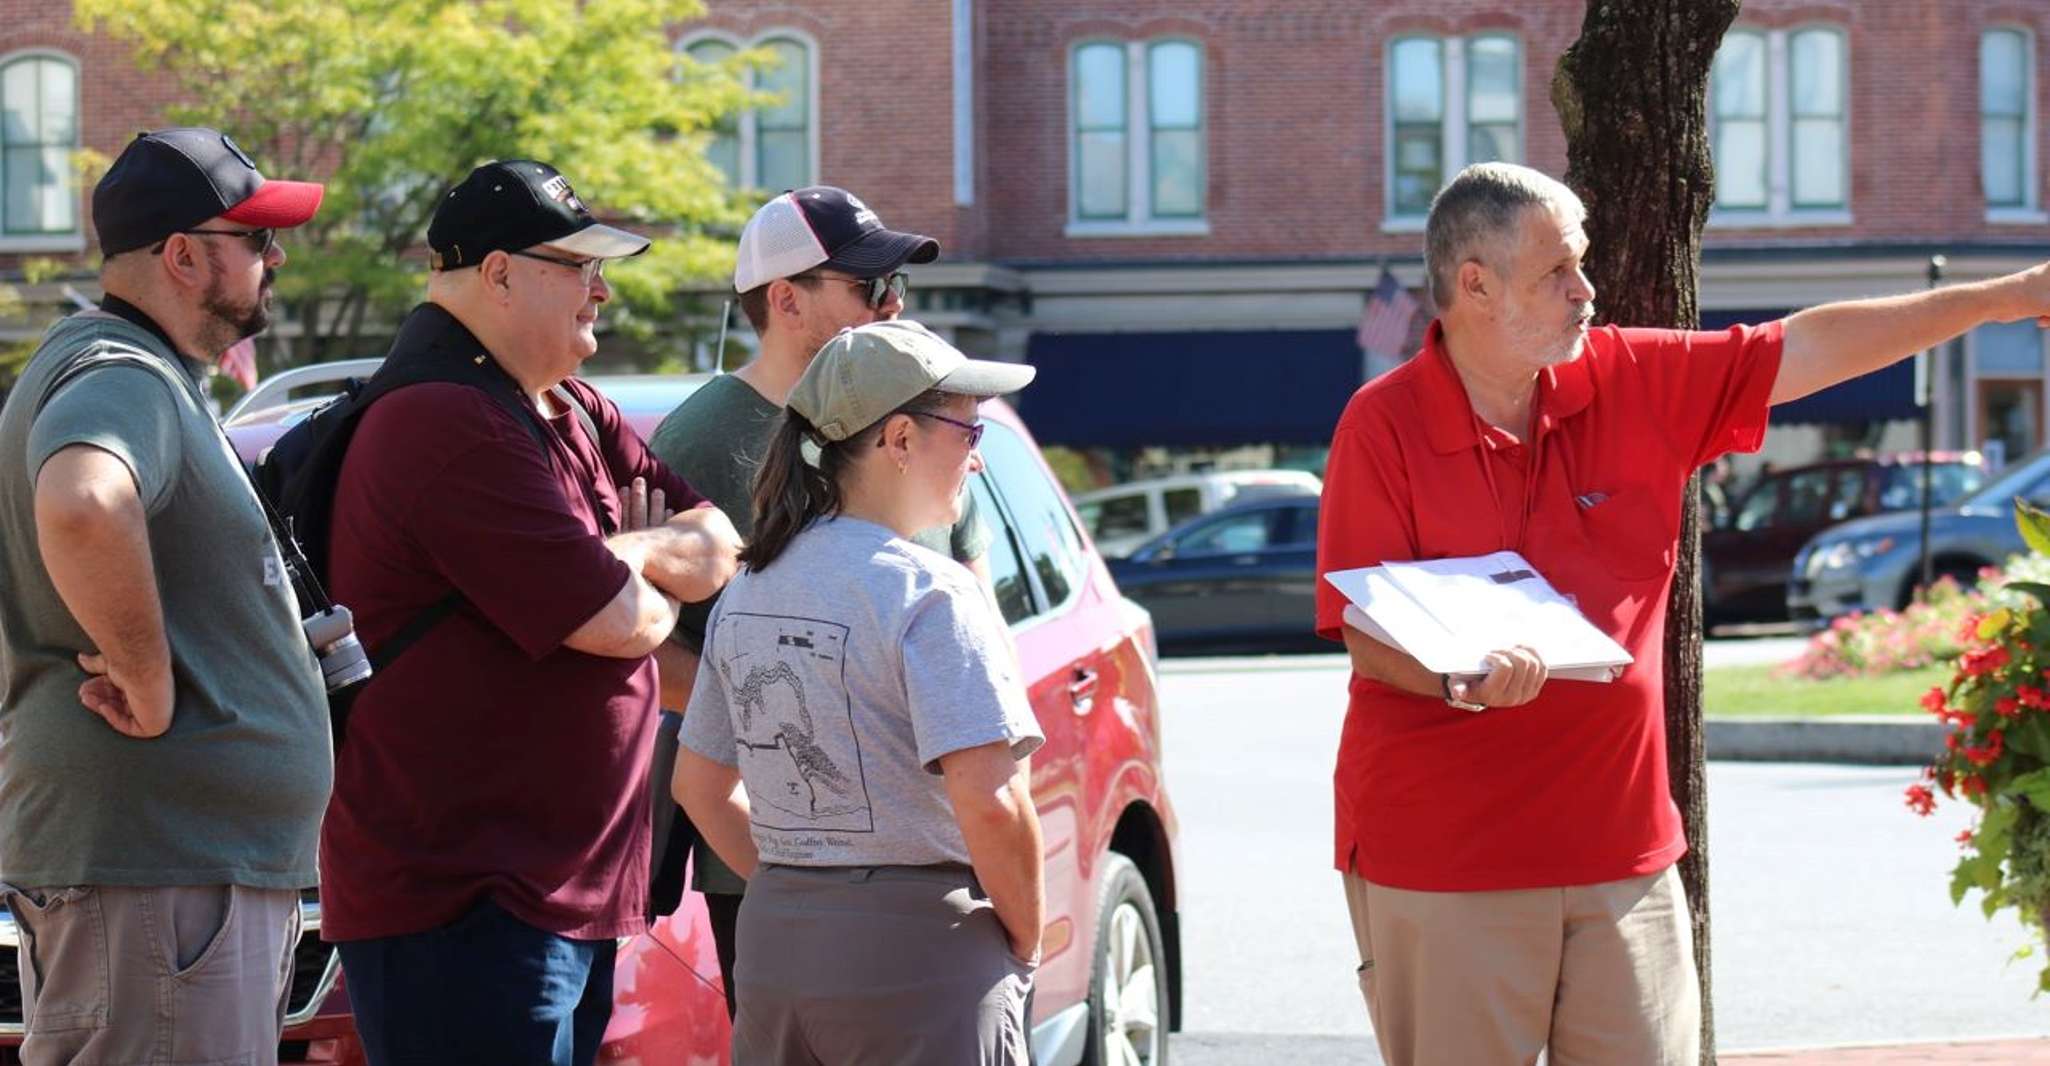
[1068,667,1099,713]
[1232,554,1260,565]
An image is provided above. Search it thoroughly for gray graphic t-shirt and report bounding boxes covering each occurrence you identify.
[680,516,1042,867]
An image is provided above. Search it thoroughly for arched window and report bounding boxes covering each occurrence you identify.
[681,33,815,191]
[0,53,79,238]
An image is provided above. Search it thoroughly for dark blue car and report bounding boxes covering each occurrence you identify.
[1106,496,1321,650]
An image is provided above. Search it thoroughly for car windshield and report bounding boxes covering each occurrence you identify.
[1876,462,1989,510]
[1959,446,2050,509]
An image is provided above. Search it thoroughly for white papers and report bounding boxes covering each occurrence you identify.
[1324,551,1630,681]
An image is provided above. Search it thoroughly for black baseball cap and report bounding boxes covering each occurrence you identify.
[733,186,940,293]
[427,160,650,271]
[93,127,325,256]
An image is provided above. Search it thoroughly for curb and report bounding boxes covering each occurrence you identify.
[1706,716,1941,765]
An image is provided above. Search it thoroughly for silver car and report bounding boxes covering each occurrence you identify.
[1788,446,2050,623]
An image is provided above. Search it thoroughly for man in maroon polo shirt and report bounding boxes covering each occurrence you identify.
[319,161,740,1066]
[1316,161,2050,1065]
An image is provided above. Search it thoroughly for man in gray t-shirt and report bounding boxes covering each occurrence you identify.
[0,128,332,1062]
[645,186,986,1014]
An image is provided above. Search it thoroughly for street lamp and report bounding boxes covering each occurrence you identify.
[1917,254,1945,598]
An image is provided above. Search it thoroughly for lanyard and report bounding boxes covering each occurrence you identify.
[1470,407,1544,554]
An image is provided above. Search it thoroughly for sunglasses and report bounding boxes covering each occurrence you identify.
[794,271,909,310]
[512,249,606,286]
[906,410,985,449]
[177,227,277,257]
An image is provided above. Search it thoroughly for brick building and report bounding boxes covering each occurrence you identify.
[6,0,2050,474]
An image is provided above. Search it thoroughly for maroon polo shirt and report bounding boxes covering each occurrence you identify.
[321,322,702,941]
[1315,320,1783,891]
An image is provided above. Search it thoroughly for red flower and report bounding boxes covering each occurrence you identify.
[1997,696,2023,720]
[1958,828,1976,847]
[1961,615,1985,643]
[1938,768,1957,797]
[1923,686,1950,716]
[1906,783,1937,816]
[1965,729,2007,767]
[1962,646,2013,678]
[1962,775,1988,799]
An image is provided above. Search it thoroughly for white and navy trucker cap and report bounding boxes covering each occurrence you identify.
[733,186,939,293]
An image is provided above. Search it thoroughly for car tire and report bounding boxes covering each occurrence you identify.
[1084,852,1170,1066]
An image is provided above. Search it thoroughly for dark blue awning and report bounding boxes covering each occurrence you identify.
[1018,330,1361,448]
[1699,308,1920,424]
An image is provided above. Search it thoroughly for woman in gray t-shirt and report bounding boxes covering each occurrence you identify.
[675,320,1044,1065]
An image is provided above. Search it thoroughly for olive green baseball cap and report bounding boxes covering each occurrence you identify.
[790,320,1036,442]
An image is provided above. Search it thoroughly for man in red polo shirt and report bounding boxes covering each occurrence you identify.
[1316,161,2050,1065]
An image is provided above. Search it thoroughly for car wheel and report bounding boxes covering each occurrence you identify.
[1084,852,1169,1066]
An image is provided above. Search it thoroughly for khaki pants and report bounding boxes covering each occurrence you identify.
[1344,865,1700,1066]
[2,883,302,1066]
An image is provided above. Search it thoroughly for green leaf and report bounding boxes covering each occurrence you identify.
[2019,499,2050,558]
[1953,857,1978,905]
[2015,718,2050,764]
[2009,581,2050,610]
[1981,608,2015,640]
[2015,766,2050,811]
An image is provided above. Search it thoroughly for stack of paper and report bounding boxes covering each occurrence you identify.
[1323,551,1631,682]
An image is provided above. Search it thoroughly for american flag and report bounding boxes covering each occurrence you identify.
[1355,266,1420,377]
[218,337,259,392]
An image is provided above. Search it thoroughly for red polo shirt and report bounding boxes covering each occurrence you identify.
[320,308,704,941]
[1315,319,1783,891]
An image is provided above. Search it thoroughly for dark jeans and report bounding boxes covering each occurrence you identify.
[337,898,617,1066]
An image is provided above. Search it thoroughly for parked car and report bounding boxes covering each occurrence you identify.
[2,368,1183,1066]
[1788,445,2050,625]
[1107,496,1321,650]
[1075,469,1321,559]
[1703,452,1987,621]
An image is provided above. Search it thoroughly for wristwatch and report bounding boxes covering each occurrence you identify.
[1441,673,1487,712]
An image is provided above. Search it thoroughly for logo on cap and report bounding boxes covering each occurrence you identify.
[845,192,879,228]
[540,174,586,213]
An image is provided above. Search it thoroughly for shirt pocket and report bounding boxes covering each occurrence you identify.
[1576,485,1675,582]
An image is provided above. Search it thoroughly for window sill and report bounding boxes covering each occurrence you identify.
[1707,209,1854,229]
[1063,219,1211,239]
[0,233,84,254]
[1379,216,1427,234]
[1987,207,2049,225]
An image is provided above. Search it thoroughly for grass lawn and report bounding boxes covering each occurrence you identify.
[1703,662,1949,718]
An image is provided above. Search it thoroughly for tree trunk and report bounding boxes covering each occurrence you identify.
[1553,3,1740,1062]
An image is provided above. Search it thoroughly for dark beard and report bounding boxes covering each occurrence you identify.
[200,269,272,344]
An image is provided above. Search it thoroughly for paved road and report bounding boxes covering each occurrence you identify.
[1156,659,2049,1064]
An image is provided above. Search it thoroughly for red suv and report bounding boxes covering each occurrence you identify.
[0,369,1181,1066]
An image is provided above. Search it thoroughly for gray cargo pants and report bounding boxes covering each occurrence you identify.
[731,863,1035,1066]
[1,883,302,1066]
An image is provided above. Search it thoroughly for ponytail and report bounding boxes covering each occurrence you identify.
[742,389,959,572]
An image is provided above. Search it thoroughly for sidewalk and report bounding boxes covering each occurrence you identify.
[1725,1037,2050,1063]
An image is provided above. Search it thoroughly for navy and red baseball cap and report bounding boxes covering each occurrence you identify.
[733,186,939,293]
[92,128,325,256]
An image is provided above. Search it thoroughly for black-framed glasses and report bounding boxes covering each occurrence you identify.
[177,227,276,257]
[512,249,606,286]
[907,410,984,449]
[794,271,908,310]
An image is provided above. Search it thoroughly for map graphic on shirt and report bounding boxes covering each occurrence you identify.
[717,612,874,833]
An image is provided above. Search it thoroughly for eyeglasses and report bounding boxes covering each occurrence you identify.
[177,227,276,257]
[793,271,909,310]
[512,249,606,286]
[906,410,984,449]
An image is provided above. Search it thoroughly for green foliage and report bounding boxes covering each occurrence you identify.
[74,0,758,368]
[2019,498,2050,559]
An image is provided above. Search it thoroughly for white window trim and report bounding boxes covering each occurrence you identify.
[1983,25,2040,221]
[1708,24,1852,227]
[1380,32,1526,229]
[677,28,821,191]
[1064,37,1209,236]
[0,47,84,249]
[1961,323,2050,460]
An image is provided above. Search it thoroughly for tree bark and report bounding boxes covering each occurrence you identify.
[1553,3,1740,1062]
